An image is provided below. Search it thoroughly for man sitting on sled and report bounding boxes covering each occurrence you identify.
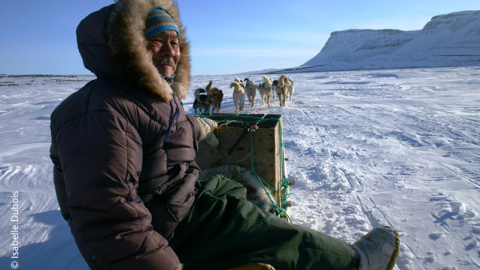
[50,0,400,269]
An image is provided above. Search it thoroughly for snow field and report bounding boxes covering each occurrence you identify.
[1,67,479,269]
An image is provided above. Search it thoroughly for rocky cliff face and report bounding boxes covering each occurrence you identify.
[299,10,480,72]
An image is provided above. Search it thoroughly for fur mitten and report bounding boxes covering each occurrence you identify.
[196,117,219,147]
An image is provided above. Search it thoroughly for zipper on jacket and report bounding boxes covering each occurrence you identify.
[164,96,180,142]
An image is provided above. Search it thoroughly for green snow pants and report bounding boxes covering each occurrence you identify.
[170,175,356,270]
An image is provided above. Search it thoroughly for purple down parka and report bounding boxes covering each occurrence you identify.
[50,1,201,269]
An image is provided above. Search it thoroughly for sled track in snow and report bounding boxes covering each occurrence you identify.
[291,100,326,144]
[292,100,381,227]
[292,100,372,192]
[355,194,393,228]
[355,193,423,270]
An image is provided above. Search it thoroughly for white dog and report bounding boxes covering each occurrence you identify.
[283,76,294,101]
[258,75,273,107]
[244,78,258,108]
[276,75,289,107]
[230,81,245,114]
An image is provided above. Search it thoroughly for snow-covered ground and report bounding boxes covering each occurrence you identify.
[1,66,479,269]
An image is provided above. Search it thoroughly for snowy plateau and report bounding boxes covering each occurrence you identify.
[296,10,480,73]
[1,9,480,270]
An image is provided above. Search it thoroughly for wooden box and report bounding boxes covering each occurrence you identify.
[195,114,285,195]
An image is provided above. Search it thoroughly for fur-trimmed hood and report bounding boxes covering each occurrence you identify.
[77,0,191,100]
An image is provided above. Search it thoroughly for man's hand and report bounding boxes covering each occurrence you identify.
[196,117,219,147]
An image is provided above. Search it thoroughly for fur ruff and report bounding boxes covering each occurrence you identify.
[199,165,273,212]
[108,0,191,101]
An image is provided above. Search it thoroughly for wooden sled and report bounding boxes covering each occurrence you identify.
[195,114,294,219]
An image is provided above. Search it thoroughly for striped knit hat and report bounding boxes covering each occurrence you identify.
[145,8,180,39]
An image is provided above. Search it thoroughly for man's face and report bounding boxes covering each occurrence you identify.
[147,30,180,77]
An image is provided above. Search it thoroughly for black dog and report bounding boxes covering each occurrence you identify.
[193,88,209,113]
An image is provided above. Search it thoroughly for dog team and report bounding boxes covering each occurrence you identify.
[194,75,295,114]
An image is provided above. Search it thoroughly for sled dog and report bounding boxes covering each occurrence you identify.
[283,76,295,101]
[230,81,245,114]
[276,75,288,107]
[194,81,216,113]
[208,87,224,113]
[193,88,209,113]
[258,75,273,107]
[244,78,258,108]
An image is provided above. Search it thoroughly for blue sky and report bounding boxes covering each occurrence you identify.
[1,0,479,75]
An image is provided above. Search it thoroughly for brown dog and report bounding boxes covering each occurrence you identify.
[208,87,223,113]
